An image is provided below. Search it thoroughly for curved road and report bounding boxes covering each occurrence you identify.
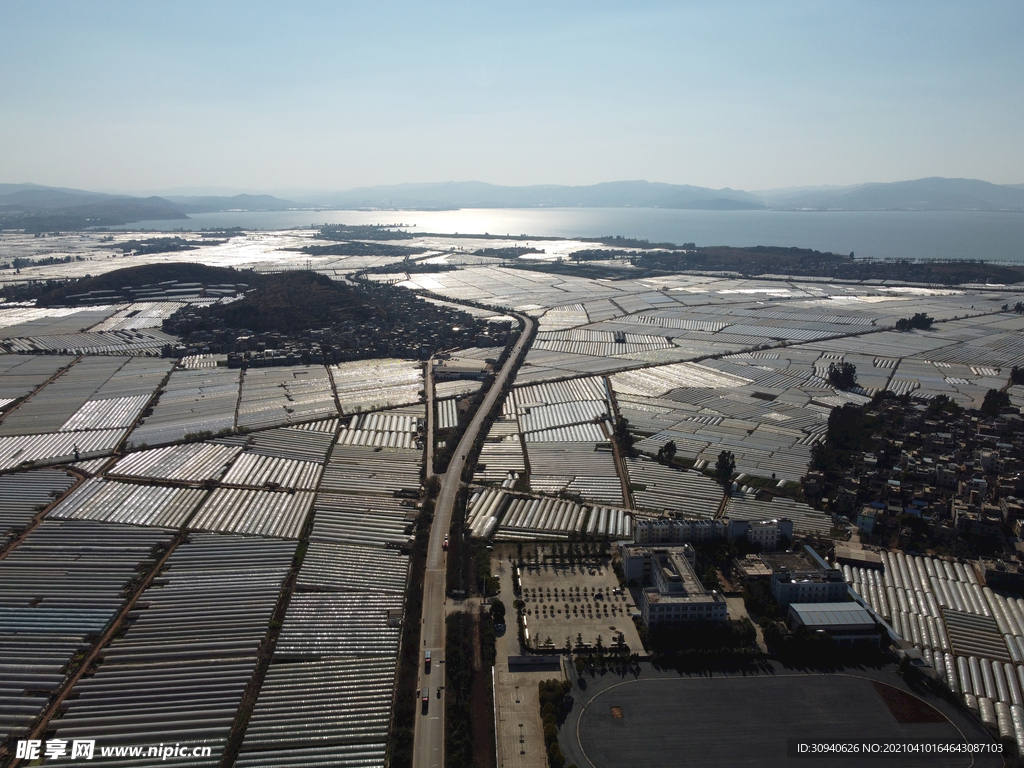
[413,312,535,768]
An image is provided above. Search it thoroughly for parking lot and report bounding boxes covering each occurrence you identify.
[517,559,644,651]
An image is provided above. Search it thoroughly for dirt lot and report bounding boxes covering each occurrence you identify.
[518,559,644,651]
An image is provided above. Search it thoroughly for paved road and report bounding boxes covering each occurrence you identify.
[413,313,534,768]
[425,359,435,479]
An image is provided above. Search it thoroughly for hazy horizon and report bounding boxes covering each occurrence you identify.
[88,177,1024,200]
[4,176,1022,203]
[2,2,1022,192]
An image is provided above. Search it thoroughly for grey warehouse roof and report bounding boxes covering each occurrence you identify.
[790,602,875,630]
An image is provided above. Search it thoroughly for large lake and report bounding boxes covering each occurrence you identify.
[122,208,1024,264]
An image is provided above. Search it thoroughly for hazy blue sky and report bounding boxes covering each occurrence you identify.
[1,1,1022,193]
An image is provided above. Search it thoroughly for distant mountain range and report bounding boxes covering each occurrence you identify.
[311,177,1024,212]
[162,194,304,214]
[757,177,1024,211]
[0,184,304,213]
[307,180,766,210]
[1,177,1022,230]
[0,184,304,230]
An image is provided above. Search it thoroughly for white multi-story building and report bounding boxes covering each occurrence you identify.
[631,545,728,629]
[762,549,848,608]
[633,517,726,545]
[729,518,794,549]
[621,542,695,583]
[632,516,792,550]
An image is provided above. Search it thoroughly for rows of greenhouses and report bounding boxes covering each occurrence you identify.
[0,520,174,745]
[289,417,339,433]
[48,478,206,527]
[609,353,859,482]
[435,378,482,398]
[475,439,525,484]
[311,495,413,549]
[275,592,404,658]
[298,541,409,594]
[178,353,224,369]
[0,352,432,471]
[320,443,421,497]
[513,376,609,406]
[625,457,722,518]
[59,394,151,432]
[129,366,240,447]
[338,406,423,451]
[220,452,324,491]
[108,442,242,482]
[245,409,413,767]
[0,429,125,471]
[585,506,633,538]
[523,423,609,443]
[0,356,171,469]
[532,338,673,357]
[529,443,623,506]
[89,301,185,332]
[236,366,338,430]
[238,538,408,766]
[247,425,335,462]
[2,327,177,355]
[800,315,1024,404]
[0,356,75,403]
[518,398,608,433]
[726,492,833,537]
[847,552,1024,753]
[474,405,525,485]
[0,300,188,346]
[471,376,626,507]
[50,533,297,766]
[70,456,109,475]
[0,295,441,761]
[396,266,983,383]
[465,487,632,540]
[190,488,314,539]
[350,411,420,433]
[0,468,77,540]
[0,305,111,336]
[336,425,420,449]
[314,432,420,548]
[331,358,423,412]
[437,397,459,430]
[0,396,417,765]
[236,659,394,768]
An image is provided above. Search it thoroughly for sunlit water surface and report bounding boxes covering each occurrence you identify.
[120,208,1024,263]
